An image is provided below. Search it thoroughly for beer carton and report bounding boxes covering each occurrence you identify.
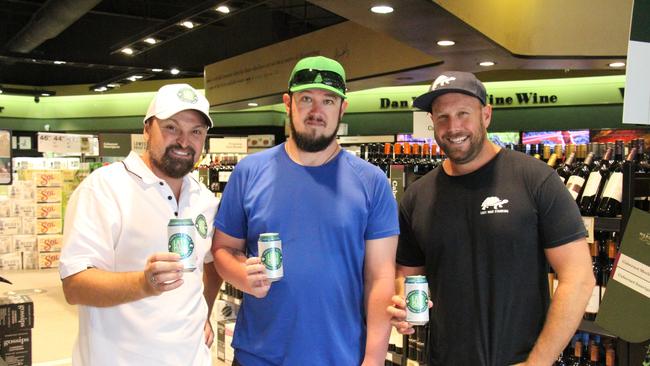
[8,181,35,201]
[33,171,63,187]
[36,219,62,235]
[36,203,62,219]
[37,235,63,252]
[0,296,34,331]
[38,252,60,269]
[0,253,22,271]
[10,201,36,218]
[0,236,12,254]
[12,236,37,253]
[61,169,77,183]
[0,199,11,218]
[20,217,36,235]
[21,251,38,270]
[0,218,21,236]
[36,187,62,203]
[0,330,32,366]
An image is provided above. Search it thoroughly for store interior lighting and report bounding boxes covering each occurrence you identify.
[479,61,496,67]
[110,0,263,58]
[437,40,455,47]
[370,5,394,14]
[608,62,625,68]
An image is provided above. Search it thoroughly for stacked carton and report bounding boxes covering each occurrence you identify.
[0,181,37,270]
[0,295,34,366]
[33,171,63,270]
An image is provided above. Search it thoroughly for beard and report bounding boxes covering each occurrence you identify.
[289,110,340,153]
[435,119,488,165]
[150,144,196,178]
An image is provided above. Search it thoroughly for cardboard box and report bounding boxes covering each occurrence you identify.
[0,330,32,366]
[19,218,36,236]
[9,182,35,201]
[0,253,22,271]
[38,252,60,269]
[21,252,38,270]
[36,219,62,235]
[0,200,11,218]
[37,235,63,253]
[0,237,12,254]
[10,201,36,218]
[0,296,34,331]
[33,171,63,187]
[35,187,62,203]
[36,203,62,219]
[0,219,21,236]
[11,236,37,253]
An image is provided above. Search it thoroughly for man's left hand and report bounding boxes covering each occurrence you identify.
[204,320,214,347]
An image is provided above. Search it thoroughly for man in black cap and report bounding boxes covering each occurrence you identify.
[387,71,594,365]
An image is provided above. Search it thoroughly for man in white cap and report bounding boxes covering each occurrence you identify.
[60,83,222,366]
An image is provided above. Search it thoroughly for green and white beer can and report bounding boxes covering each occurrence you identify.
[258,233,283,282]
[405,275,429,325]
[167,218,197,272]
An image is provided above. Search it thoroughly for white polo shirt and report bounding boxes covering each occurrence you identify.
[59,151,218,366]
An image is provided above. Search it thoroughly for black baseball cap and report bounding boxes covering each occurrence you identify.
[413,71,487,112]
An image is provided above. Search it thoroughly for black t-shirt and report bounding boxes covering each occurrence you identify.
[397,149,586,366]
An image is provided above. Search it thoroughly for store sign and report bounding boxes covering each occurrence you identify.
[412,111,434,139]
[37,132,94,154]
[131,134,146,154]
[622,0,650,125]
[209,137,247,153]
[99,134,131,157]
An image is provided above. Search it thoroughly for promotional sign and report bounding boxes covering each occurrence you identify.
[622,0,650,125]
[99,134,131,157]
[37,132,94,155]
[131,134,146,154]
[209,137,247,153]
[412,111,433,139]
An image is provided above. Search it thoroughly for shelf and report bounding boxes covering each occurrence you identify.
[578,319,617,338]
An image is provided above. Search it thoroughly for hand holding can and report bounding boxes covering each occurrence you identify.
[167,218,197,272]
[257,233,283,282]
[405,275,429,325]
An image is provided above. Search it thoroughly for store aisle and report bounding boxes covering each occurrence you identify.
[1,269,75,365]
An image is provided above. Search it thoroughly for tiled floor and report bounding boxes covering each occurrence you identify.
[1,269,229,366]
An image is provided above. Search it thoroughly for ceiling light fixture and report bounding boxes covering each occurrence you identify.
[94,87,108,92]
[144,37,157,45]
[247,102,259,107]
[181,21,195,29]
[53,60,67,65]
[121,47,134,55]
[151,68,163,72]
[41,92,51,97]
[170,68,180,75]
[608,62,625,68]
[437,40,455,47]
[370,5,394,14]
[479,61,496,67]
[216,5,230,14]
[106,84,118,88]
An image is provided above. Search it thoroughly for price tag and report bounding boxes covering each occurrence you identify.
[582,216,595,243]
[37,132,94,154]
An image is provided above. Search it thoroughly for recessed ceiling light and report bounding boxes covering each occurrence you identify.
[437,40,455,47]
[181,21,195,29]
[370,5,393,14]
[144,37,157,45]
[41,93,51,97]
[53,60,66,65]
[94,87,108,92]
[247,102,259,107]
[151,68,163,72]
[216,5,230,14]
[479,61,496,67]
[121,47,134,55]
[170,68,180,75]
[107,84,118,88]
[608,62,625,68]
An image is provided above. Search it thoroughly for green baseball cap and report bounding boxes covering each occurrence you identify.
[288,56,347,99]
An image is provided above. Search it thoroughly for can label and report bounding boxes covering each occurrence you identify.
[258,233,283,281]
[405,275,429,325]
[167,218,197,272]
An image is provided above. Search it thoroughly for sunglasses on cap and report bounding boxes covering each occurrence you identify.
[289,69,346,94]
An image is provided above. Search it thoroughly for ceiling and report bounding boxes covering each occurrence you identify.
[0,0,630,97]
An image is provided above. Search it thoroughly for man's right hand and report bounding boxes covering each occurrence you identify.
[387,295,416,335]
[245,257,271,298]
[144,252,184,295]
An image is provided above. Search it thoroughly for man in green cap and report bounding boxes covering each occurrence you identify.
[211,56,399,365]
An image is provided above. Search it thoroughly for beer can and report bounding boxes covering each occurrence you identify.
[167,218,197,272]
[405,275,429,325]
[258,232,283,282]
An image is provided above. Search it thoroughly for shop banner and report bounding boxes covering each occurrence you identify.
[99,134,131,157]
[596,208,650,342]
[209,137,247,153]
[623,0,650,125]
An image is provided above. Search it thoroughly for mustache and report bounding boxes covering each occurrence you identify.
[165,144,196,158]
[304,115,325,123]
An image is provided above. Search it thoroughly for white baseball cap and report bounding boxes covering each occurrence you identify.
[143,83,213,127]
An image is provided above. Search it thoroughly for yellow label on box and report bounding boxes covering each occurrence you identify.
[34,171,63,187]
[37,203,62,219]
[36,187,62,203]
[37,235,63,252]
[37,219,62,235]
[39,252,60,269]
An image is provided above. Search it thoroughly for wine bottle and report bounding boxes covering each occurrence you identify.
[557,152,576,184]
[597,144,635,217]
[547,153,559,169]
[379,143,392,177]
[569,339,585,366]
[587,340,602,366]
[583,239,602,321]
[542,145,552,163]
[579,148,613,216]
[566,152,594,201]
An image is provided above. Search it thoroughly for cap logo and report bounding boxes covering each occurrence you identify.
[314,73,323,83]
[432,75,456,90]
[177,87,199,104]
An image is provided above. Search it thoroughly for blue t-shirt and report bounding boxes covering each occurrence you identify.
[214,143,399,366]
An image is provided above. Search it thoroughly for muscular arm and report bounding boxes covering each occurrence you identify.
[525,238,594,365]
[62,252,184,307]
[362,235,398,366]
